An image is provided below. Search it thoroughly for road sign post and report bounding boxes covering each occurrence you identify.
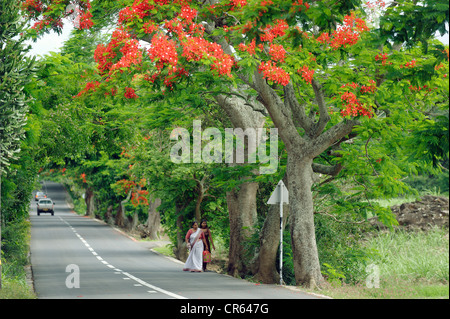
[267,180,289,286]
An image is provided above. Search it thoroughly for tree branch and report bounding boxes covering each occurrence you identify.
[284,82,313,134]
[311,79,331,138]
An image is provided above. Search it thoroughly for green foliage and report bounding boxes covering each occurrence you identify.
[0,0,36,173]
[314,211,377,284]
[379,0,449,49]
[321,263,346,287]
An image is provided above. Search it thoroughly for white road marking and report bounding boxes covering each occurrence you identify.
[59,216,187,299]
[122,272,186,299]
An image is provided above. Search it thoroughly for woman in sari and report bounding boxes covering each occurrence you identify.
[183,221,209,272]
[200,219,215,272]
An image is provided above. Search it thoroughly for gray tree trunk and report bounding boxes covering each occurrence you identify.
[145,196,161,240]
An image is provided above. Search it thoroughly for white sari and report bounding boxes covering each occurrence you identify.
[183,228,204,272]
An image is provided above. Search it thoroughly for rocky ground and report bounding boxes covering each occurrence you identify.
[389,195,449,231]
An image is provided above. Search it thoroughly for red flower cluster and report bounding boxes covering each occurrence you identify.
[124,87,138,99]
[340,92,372,117]
[148,34,178,70]
[79,10,93,29]
[114,179,149,206]
[292,0,310,11]
[181,36,233,77]
[75,81,100,98]
[268,44,286,63]
[375,53,388,65]
[409,84,431,92]
[229,0,247,10]
[147,33,192,86]
[179,5,197,21]
[316,12,369,49]
[298,65,314,84]
[238,39,256,55]
[435,63,445,71]
[94,28,142,76]
[360,80,377,94]
[341,80,377,94]
[316,32,331,44]
[260,0,274,6]
[21,0,43,15]
[258,60,290,86]
[400,60,416,68]
[260,19,289,43]
[118,0,155,24]
[143,21,158,34]
[364,0,386,9]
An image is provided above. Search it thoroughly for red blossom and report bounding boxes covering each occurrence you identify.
[238,39,256,55]
[124,87,138,99]
[340,91,372,117]
[375,53,388,65]
[148,34,178,69]
[316,32,331,44]
[181,36,233,77]
[298,65,314,84]
[229,0,247,10]
[316,12,369,49]
[258,60,290,86]
[79,9,93,29]
[399,60,416,69]
[260,19,289,43]
[75,81,100,98]
[179,5,197,21]
[268,44,286,63]
[360,80,377,94]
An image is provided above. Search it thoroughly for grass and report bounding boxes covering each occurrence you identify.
[152,244,175,257]
[0,278,36,299]
[314,227,449,299]
[366,227,449,283]
[0,261,36,299]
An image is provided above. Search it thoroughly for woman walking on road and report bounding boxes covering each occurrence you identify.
[183,221,208,272]
[200,219,215,272]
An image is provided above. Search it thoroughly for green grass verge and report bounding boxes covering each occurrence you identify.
[314,227,449,299]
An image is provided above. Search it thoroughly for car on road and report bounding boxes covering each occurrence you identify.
[35,191,47,201]
[37,198,54,216]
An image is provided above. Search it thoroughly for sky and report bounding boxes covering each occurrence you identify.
[26,24,74,57]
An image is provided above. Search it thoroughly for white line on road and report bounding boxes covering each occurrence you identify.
[58,216,186,299]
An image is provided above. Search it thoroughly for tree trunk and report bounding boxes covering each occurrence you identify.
[116,190,131,228]
[226,181,259,277]
[287,155,323,288]
[251,203,289,283]
[213,92,266,278]
[194,175,208,223]
[145,196,161,240]
[174,211,188,262]
[85,187,95,217]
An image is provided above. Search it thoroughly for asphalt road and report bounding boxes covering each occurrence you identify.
[29,181,321,301]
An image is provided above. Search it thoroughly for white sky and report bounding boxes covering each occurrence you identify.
[26,23,74,57]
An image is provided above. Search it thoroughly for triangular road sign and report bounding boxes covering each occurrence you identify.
[267,180,289,205]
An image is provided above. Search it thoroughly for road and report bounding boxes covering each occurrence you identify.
[29,181,321,301]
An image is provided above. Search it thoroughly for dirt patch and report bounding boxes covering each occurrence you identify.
[389,195,449,231]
